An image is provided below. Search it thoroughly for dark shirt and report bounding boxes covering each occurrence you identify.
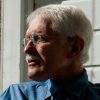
[0,69,100,100]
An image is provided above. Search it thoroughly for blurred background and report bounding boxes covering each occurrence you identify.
[0,0,100,91]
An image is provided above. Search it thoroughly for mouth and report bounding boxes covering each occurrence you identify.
[27,59,41,67]
[26,55,42,68]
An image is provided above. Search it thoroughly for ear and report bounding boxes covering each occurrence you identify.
[67,36,84,57]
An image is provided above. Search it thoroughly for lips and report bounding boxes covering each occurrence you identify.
[26,54,41,67]
[28,59,40,66]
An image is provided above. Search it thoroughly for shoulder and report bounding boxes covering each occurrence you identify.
[10,81,36,89]
[0,80,40,94]
[87,82,100,99]
[94,83,100,94]
[5,81,36,92]
[0,81,38,99]
[0,80,50,100]
[89,82,100,91]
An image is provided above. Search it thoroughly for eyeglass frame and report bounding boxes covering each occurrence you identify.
[22,33,49,47]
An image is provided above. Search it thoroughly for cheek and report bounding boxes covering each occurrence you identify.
[36,43,57,63]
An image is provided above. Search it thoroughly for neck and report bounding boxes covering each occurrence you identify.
[53,68,84,86]
[52,59,84,84]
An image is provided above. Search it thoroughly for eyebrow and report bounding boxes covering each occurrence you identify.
[25,33,49,38]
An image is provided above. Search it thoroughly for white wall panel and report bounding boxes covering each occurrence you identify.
[86,67,100,83]
[92,31,100,65]
[92,67,100,83]
[1,0,26,90]
[86,67,94,82]
[94,0,100,29]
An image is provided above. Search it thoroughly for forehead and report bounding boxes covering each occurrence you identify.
[26,16,61,40]
[26,17,47,35]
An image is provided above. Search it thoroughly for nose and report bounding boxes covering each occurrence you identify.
[24,40,36,54]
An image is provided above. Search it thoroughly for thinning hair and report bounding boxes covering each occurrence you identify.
[27,4,93,64]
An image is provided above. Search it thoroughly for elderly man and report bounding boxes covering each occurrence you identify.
[0,4,100,100]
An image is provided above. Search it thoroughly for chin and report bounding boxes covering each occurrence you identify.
[27,70,49,82]
[28,75,48,82]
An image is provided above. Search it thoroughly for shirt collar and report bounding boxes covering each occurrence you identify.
[65,69,89,97]
[31,79,58,99]
[48,69,89,98]
[33,69,89,99]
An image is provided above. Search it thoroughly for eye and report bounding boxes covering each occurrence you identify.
[32,34,49,43]
[39,35,49,41]
[33,35,40,42]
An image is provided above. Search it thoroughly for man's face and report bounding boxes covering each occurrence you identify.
[24,17,70,81]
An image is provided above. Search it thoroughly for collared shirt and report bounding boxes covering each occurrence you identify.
[0,69,100,100]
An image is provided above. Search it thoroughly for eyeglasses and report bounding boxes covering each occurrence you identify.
[23,34,49,47]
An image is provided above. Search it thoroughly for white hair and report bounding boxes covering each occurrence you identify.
[27,4,93,64]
